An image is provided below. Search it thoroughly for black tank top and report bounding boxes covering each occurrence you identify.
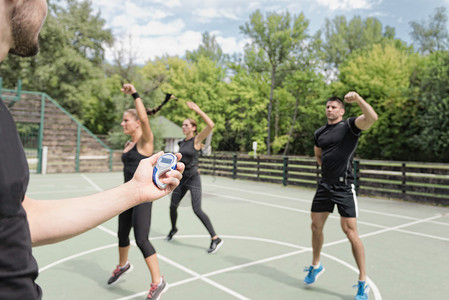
[121,143,149,182]
[178,138,199,175]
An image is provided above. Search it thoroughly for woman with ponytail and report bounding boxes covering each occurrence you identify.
[107,83,173,300]
[166,101,223,254]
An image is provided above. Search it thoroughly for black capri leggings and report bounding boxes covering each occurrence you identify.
[170,172,216,237]
[118,201,156,258]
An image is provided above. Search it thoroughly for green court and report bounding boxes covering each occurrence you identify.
[28,172,449,300]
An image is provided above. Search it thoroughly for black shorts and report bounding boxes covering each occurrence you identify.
[311,181,358,218]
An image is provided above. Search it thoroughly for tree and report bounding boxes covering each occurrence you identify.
[137,55,228,151]
[411,51,449,162]
[281,69,327,156]
[240,10,309,154]
[410,7,449,55]
[186,32,227,65]
[332,43,418,160]
[224,61,270,153]
[317,15,397,78]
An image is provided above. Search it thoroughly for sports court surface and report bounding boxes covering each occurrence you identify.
[28,172,449,300]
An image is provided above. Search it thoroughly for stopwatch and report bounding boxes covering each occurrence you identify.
[152,153,178,189]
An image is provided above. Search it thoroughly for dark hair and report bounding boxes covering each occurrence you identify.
[146,93,175,116]
[327,96,345,108]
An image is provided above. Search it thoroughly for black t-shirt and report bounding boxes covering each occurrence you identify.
[178,138,199,176]
[0,98,42,299]
[121,143,148,183]
[314,117,361,184]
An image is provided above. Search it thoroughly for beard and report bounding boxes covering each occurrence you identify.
[8,7,40,57]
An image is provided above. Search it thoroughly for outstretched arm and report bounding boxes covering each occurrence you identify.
[344,91,378,131]
[23,152,184,246]
[187,101,214,149]
[121,83,154,155]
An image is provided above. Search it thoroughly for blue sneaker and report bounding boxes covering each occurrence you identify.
[354,281,370,300]
[303,264,325,285]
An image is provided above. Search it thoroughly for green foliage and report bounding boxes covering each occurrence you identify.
[317,15,399,76]
[3,3,449,163]
[410,51,449,162]
[138,55,228,151]
[240,9,310,154]
[186,32,228,65]
[223,63,270,152]
[410,7,449,54]
[333,43,419,160]
[0,0,113,132]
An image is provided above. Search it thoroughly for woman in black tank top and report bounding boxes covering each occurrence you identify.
[107,84,167,299]
[166,101,223,254]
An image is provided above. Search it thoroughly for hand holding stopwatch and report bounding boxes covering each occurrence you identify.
[152,153,178,189]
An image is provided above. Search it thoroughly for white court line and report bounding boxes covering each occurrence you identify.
[116,253,251,300]
[69,174,446,299]
[81,174,103,192]
[38,234,380,300]
[80,174,250,300]
[39,244,117,272]
[204,182,449,226]
[204,191,449,242]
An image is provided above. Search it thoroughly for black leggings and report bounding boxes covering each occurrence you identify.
[170,172,216,237]
[118,202,156,258]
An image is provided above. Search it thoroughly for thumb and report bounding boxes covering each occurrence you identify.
[148,151,164,165]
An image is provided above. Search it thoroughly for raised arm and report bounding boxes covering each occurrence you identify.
[121,83,154,154]
[23,152,184,246]
[187,101,215,148]
[344,91,378,131]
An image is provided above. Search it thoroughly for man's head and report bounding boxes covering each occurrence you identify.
[1,0,48,60]
[326,96,345,124]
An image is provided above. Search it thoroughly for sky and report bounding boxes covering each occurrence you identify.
[89,0,449,64]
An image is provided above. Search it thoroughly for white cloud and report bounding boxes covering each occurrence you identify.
[193,8,239,22]
[216,36,246,54]
[151,0,182,8]
[316,0,376,11]
[139,19,186,36]
[105,30,203,64]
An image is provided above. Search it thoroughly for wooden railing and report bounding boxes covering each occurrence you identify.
[199,154,449,206]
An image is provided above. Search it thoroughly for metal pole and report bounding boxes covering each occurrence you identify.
[283,156,288,186]
[76,125,81,172]
[37,95,46,174]
[109,150,113,171]
[232,153,237,179]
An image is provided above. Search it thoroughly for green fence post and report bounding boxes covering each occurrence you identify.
[37,95,46,174]
[76,125,81,172]
[232,153,237,179]
[354,159,359,194]
[109,150,113,171]
[15,79,22,101]
[283,156,288,186]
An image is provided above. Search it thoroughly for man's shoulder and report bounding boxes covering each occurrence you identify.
[314,124,327,136]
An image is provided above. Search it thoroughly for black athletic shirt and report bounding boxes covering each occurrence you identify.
[314,117,361,184]
[0,97,42,299]
[178,138,199,176]
[121,143,149,183]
